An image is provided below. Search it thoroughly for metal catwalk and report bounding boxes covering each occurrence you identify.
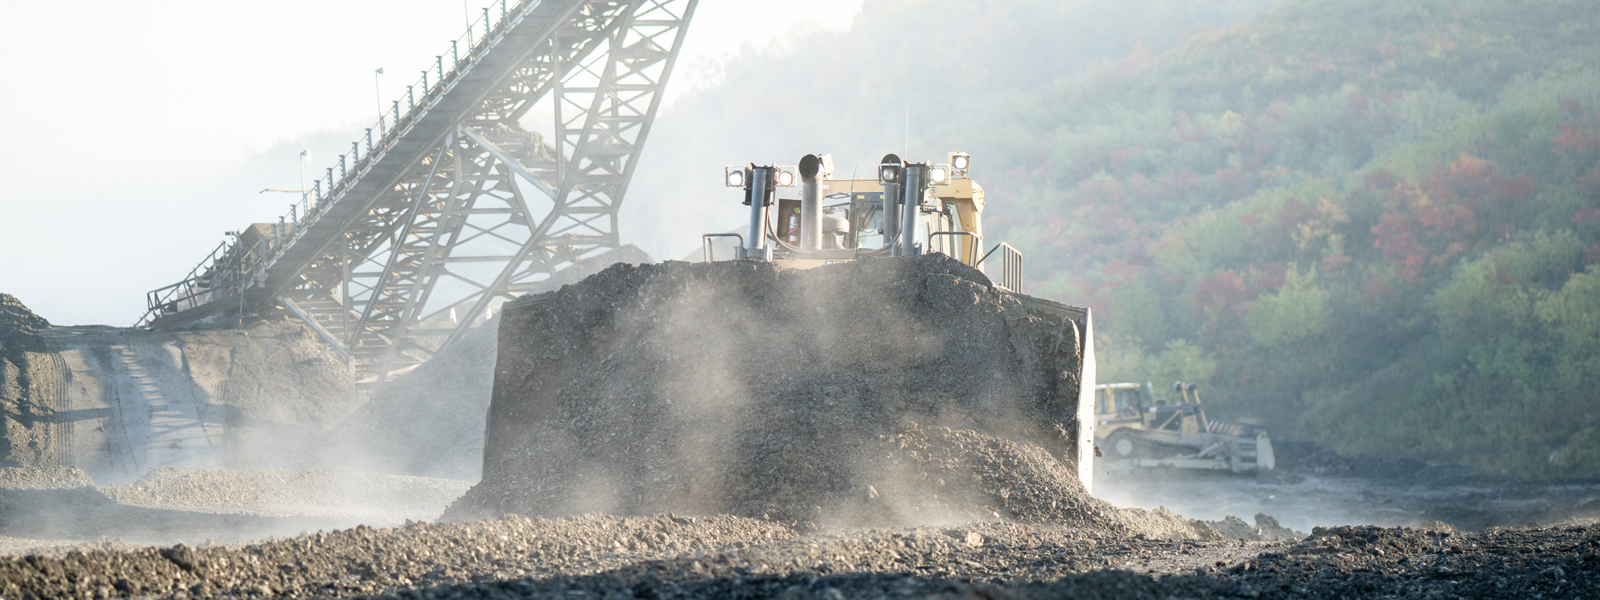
[140,0,697,386]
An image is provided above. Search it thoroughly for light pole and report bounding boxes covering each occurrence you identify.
[299,150,310,207]
[374,68,385,124]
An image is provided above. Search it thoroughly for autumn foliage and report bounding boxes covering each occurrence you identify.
[972,0,1600,477]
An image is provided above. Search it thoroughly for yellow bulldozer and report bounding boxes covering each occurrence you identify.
[1094,381,1275,473]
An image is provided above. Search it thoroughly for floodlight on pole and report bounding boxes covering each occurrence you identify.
[374,68,385,124]
[299,150,311,207]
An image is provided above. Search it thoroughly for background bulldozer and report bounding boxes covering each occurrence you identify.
[1094,382,1274,474]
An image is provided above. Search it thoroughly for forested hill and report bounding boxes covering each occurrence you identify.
[975,0,1600,477]
[632,0,1600,478]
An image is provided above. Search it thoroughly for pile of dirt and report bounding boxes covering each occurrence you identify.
[445,255,1099,529]
[0,294,62,470]
[0,466,92,490]
[1205,513,1305,541]
[175,320,355,438]
[36,315,358,481]
[313,245,654,480]
[0,294,49,358]
[98,467,470,519]
[865,426,1220,539]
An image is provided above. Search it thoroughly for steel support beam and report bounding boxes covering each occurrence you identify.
[139,0,698,388]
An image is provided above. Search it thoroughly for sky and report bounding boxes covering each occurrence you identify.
[0,0,864,326]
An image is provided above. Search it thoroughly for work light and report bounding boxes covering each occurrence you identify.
[948,152,971,175]
[879,163,900,184]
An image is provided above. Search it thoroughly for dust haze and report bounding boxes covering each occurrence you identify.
[4,0,1600,597]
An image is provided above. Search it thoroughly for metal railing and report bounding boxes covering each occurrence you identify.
[702,233,745,262]
[928,231,982,266]
[977,242,1024,292]
[139,0,539,328]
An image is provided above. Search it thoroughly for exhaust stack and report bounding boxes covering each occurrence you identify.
[743,164,775,261]
[798,154,831,251]
[878,154,903,251]
[900,163,928,257]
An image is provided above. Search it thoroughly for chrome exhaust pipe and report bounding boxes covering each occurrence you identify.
[744,164,774,261]
[900,162,927,257]
[878,154,902,251]
[798,154,830,251]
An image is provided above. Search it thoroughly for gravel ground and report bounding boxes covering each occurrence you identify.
[100,467,471,520]
[0,467,472,553]
[0,515,1590,599]
[0,466,92,490]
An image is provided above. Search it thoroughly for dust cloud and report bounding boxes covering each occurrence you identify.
[445,255,1177,534]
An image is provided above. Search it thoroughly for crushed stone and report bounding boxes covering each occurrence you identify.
[98,467,470,519]
[0,518,1589,599]
[0,466,92,490]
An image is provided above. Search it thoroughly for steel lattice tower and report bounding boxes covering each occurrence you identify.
[140,0,697,386]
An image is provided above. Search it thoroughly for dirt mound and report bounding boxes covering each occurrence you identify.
[0,294,63,470]
[0,466,92,490]
[445,255,1097,529]
[862,426,1219,539]
[314,245,655,480]
[98,467,470,519]
[175,320,355,436]
[1206,513,1304,541]
[0,294,49,359]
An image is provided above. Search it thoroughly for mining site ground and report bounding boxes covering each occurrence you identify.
[0,483,1595,599]
[1,414,1597,598]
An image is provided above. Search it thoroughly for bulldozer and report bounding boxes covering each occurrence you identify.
[699,151,1100,491]
[703,152,1023,291]
[1094,381,1274,473]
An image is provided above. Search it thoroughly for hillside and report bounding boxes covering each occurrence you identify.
[634,0,1600,478]
[972,0,1600,476]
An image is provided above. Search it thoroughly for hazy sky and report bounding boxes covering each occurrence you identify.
[0,0,863,326]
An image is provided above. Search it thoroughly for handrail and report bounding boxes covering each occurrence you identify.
[137,0,540,328]
[702,233,745,262]
[975,242,1024,292]
[927,231,982,266]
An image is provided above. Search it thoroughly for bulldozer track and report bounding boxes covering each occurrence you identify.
[1106,428,1199,460]
[46,351,74,468]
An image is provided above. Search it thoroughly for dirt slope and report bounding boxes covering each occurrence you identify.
[0,294,63,470]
